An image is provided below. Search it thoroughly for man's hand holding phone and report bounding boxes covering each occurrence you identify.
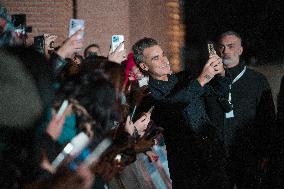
[210,54,225,76]
[197,55,224,86]
[208,42,225,77]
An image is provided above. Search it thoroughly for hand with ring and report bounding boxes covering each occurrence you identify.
[209,54,225,76]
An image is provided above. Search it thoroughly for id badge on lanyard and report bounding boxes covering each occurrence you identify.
[225,87,234,118]
[225,66,246,119]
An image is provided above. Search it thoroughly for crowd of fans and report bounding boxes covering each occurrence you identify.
[1,4,284,189]
[0,5,170,189]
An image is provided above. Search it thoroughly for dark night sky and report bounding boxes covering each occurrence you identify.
[182,0,284,64]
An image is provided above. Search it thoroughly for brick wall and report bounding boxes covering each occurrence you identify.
[77,0,169,56]
[1,0,178,58]
[76,0,130,56]
[129,0,169,56]
[1,0,73,46]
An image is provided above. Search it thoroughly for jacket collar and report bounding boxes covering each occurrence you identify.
[148,74,177,97]
[226,60,246,80]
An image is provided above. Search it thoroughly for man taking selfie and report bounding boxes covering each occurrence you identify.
[132,37,230,188]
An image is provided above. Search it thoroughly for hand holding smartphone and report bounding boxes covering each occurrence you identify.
[56,99,69,118]
[69,19,85,40]
[51,132,90,169]
[207,41,217,56]
[111,35,124,52]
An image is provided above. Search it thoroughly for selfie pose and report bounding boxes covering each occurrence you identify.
[132,37,230,188]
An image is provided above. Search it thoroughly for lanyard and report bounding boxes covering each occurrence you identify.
[228,66,246,103]
[225,66,247,118]
[231,66,247,85]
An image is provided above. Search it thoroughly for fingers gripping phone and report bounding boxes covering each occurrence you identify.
[51,132,90,169]
[69,19,85,39]
[111,35,124,52]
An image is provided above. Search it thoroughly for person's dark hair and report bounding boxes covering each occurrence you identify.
[132,37,158,65]
[82,56,125,93]
[79,75,115,137]
[55,70,116,142]
[56,55,126,139]
[83,55,108,65]
[84,43,100,58]
[82,56,128,123]
[218,31,242,44]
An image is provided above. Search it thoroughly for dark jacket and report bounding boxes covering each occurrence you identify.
[205,62,276,188]
[137,71,229,189]
[265,75,284,188]
[0,46,54,188]
[277,76,284,126]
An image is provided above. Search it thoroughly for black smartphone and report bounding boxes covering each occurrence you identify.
[34,35,45,54]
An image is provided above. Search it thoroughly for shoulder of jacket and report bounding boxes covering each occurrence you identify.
[245,68,272,91]
[245,68,268,80]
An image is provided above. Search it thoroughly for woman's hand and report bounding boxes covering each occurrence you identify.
[108,42,127,64]
[56,29,84,59]
[124,112,151,137]
[133,112,151,136]
[46,103,72,141]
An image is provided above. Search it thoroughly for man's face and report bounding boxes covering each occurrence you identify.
[217,35,243,68]
[139,45,171,81]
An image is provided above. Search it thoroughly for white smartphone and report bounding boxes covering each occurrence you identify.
[84,137,113,166]
[69,19,85,40]
[111,35,124,52]
[56,99,69,118]
[51,132,90,169]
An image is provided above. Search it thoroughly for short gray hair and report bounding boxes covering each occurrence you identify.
[132,37,158,65]
[219,31,242,44]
